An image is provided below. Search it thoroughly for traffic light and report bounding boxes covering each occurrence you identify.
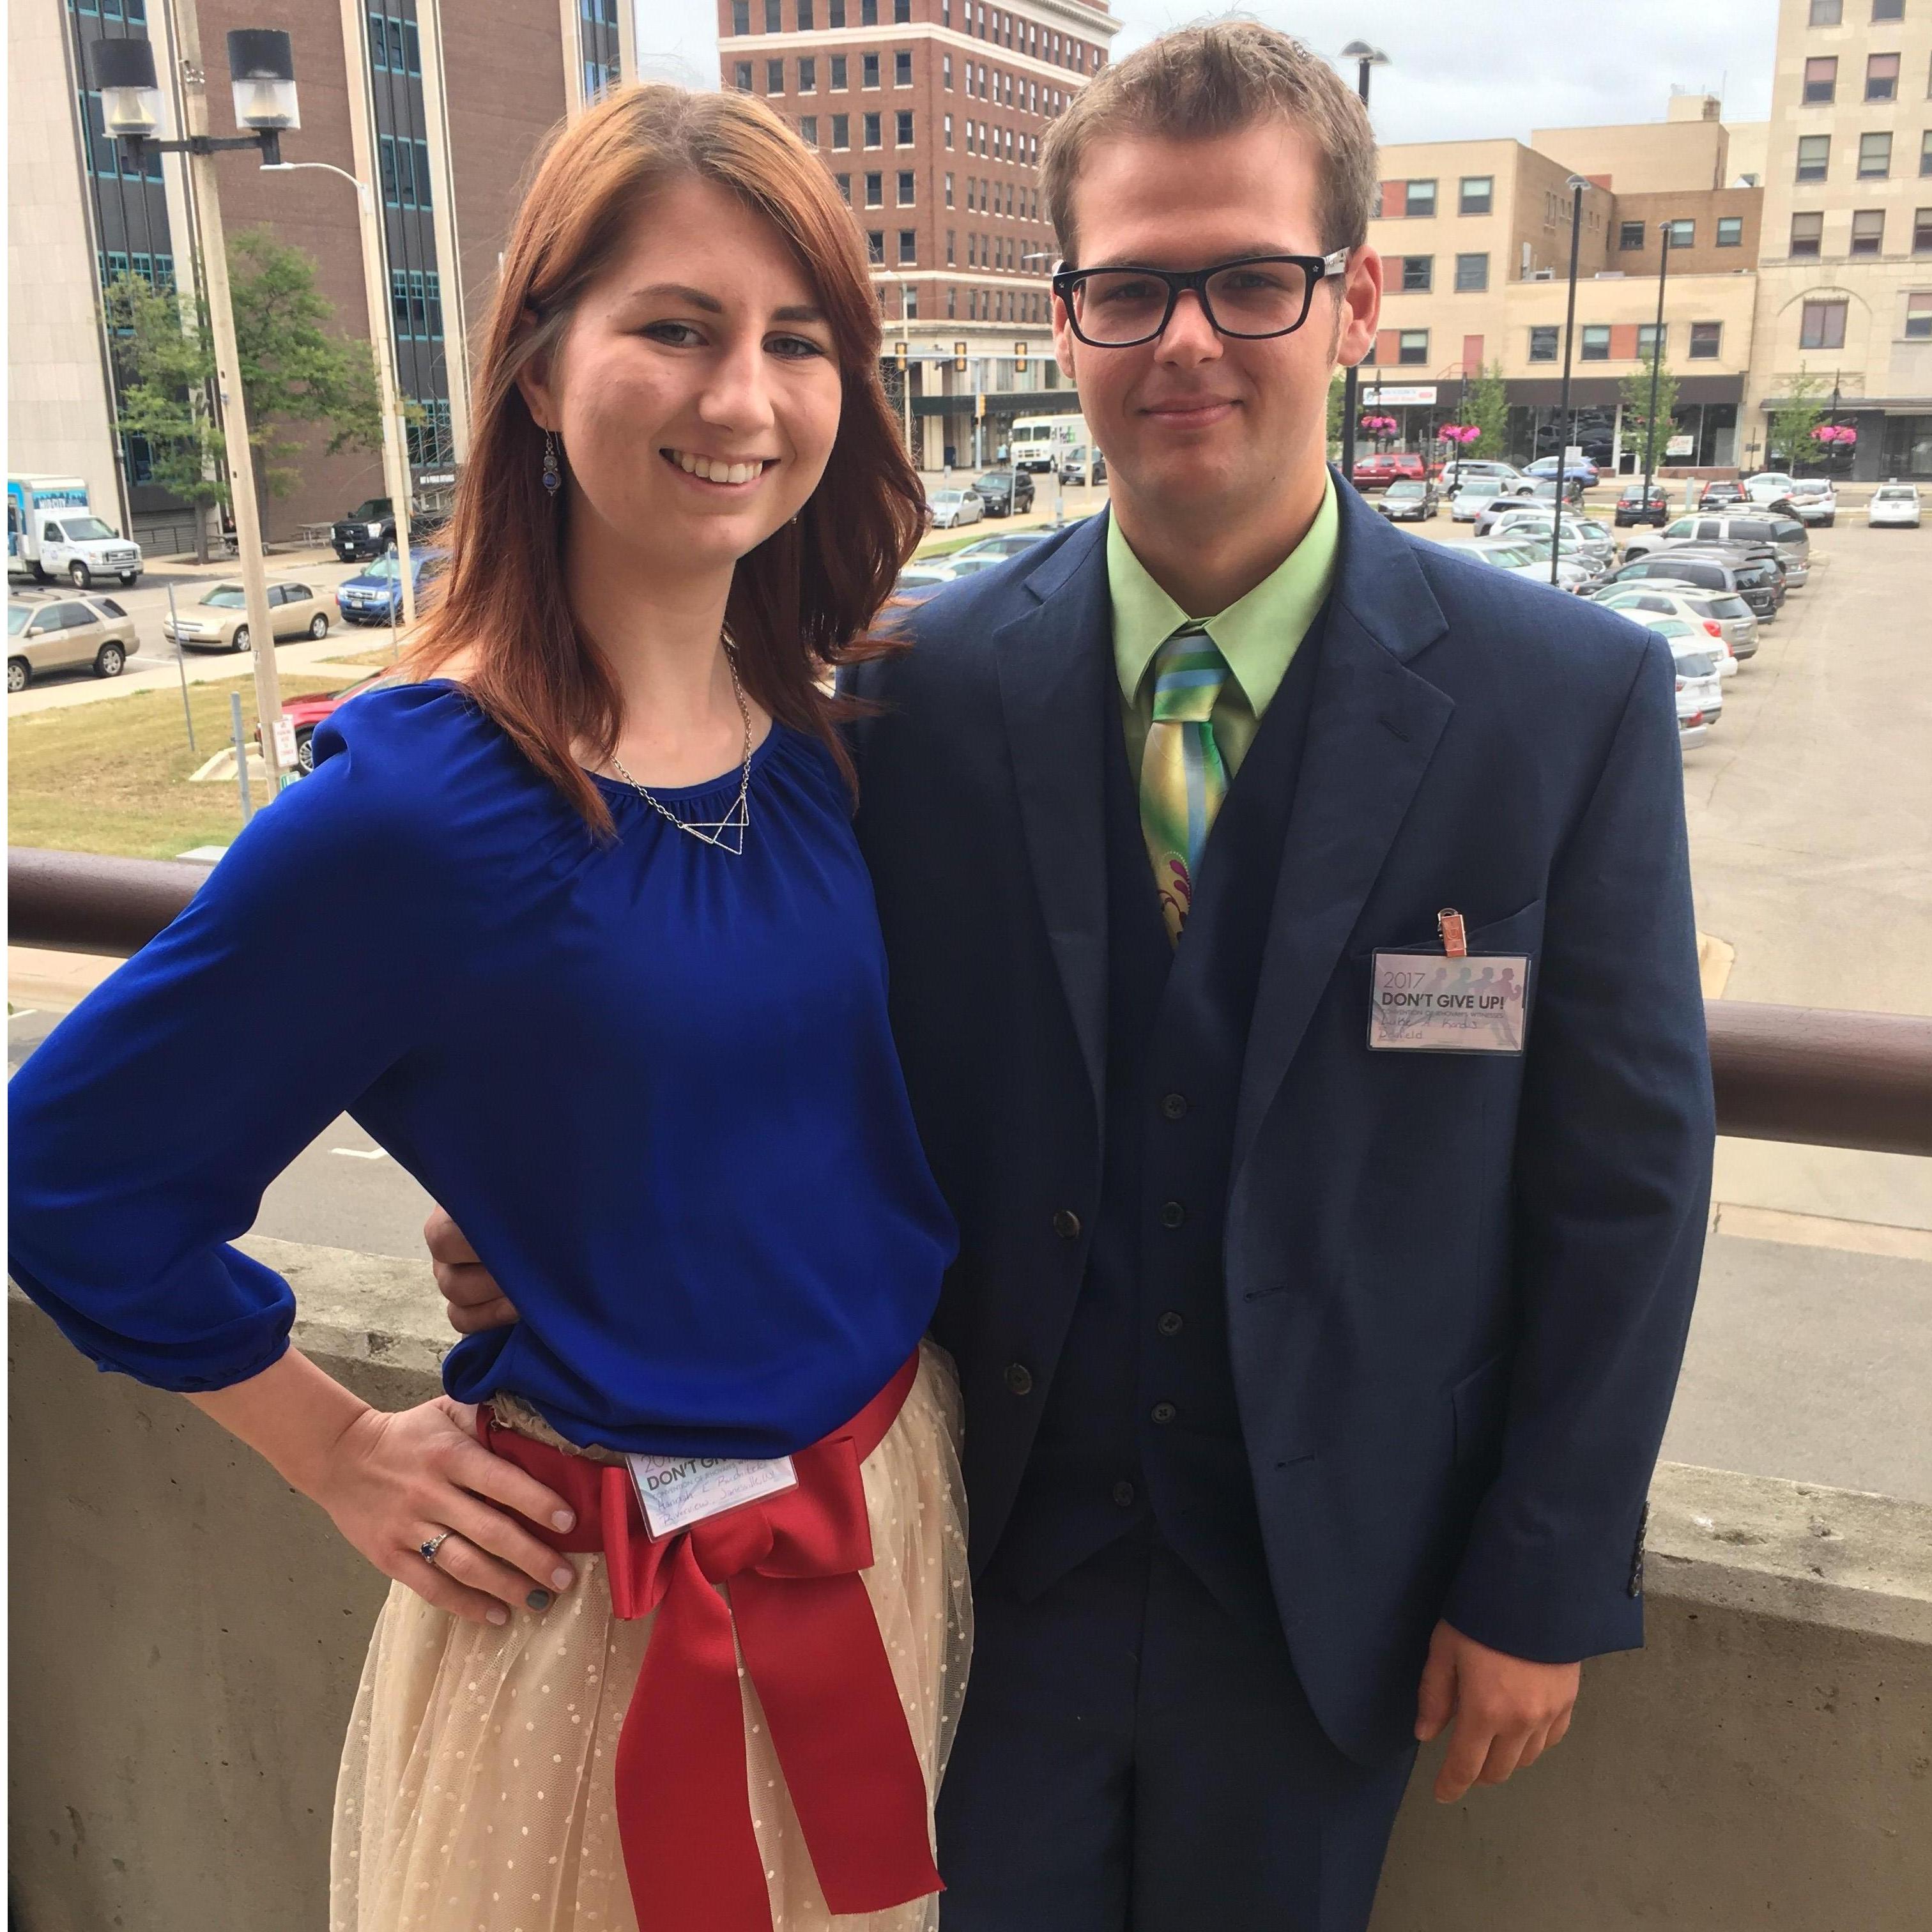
[1013,339,1028,375]
[954,340,969,372]
[894,340,908,370]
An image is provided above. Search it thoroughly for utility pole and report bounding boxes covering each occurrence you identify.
[1337,43,1388,492]
[1640,223,1672,518]
[1551,175,1588,588]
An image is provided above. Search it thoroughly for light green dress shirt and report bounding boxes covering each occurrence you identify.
[1109,473,1340,783]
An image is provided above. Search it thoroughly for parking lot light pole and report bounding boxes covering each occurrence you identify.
[1337,43,1388,494]
[1550,174,1589,588]
[92,19,300,786]
[1640,222,1673,521]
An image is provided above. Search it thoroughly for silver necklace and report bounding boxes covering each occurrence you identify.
[606,637,753,855]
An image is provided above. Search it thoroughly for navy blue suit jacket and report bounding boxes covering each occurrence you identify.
[843,473,1714,1764]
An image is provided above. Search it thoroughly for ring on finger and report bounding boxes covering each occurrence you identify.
[419,1528,455,1567]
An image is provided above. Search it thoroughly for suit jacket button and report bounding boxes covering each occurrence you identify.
[1052,1209,1082,1241]
[1160,1092,1189,1121]
[1004,1362,1034,1396]
[1150,1401,1177,1425]
[1112,1480,1138,1508]
[1160,1200,1186,1229]
[1157,1310,1183,1337]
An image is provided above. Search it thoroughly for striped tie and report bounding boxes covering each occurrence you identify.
[1141,620,1230,944]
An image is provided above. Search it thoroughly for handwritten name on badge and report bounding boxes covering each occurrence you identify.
[624,1450,800,1539]
[1368,951,1531,1054]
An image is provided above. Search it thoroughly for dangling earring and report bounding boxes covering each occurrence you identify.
[541,431,562,498]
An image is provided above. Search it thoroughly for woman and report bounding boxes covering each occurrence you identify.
[8,86,969,1932]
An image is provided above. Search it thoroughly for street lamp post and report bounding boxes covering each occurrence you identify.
[1549,174,1589,588]
[1337,42,1388,493]
[1640,222,1673,522]
[92,18,302,786]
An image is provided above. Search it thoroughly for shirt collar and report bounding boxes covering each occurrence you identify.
[1108,471,1339,716]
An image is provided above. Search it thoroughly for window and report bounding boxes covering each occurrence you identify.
[1689,321,1722,360]
[1401,255,1432,292]
[830,55,847,89]
[898,111,915,144]
[1923,130,1932,176]
[1809,0,1842,19]
[1800,298,1848,349]
[899,229,917,265]
[835,172,851,201]
[895,50,912,86]
[894,0,910,19]
[1804,56,1838,103]
[799,114,818,144]
[764,0,781,27]
[1906,292,1932,337]
[1633,322,1662,358]
[1581,325,1611,360]
[1873,0,1904,17]
[1717,215,1744,247]
[415,141,432,207]
[425,272,443,338]
[1529,325,1559,362]
[862,53,879,89]
[1790,210,1825,256]
[378,135,398,204]
[898,169,915,204]
[1851,208,1887,253]
[1867,52,1900,100]
[1797,134,1831,180]
[799,57,816,91]
[408,270,428,338]
[1397,329,1428,365]
[944,56,954,89]
[369,9,388,66]
[829,0,845,21]
[946,228,956,263]
[1620,220,1646,250]
[866,230,885,263]
[1404,178,1437,217]
[944,171,954,206]
[730,0,750,27]
[797,0,813,22]
[864,171,883,206]
[1459,175,1492,215]
[861,0,877,19]
[733,61,753,92]
[1916,208,1932,252]
[392,268,410,338]
[944,113,953,148]
[831,113,849,148]
[864,112,881,147]
[766,59,785,93]
[1860,130,1892,176]
[1454,252,1489,292]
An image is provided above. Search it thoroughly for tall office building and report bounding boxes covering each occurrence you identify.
[10,0,636,551]
[1747,0,1932,479]
[717,0,1119,469]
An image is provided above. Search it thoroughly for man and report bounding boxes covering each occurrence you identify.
[430,23,1713,1928]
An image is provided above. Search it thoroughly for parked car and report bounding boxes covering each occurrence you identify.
[1599,552,1781,621]
[335,549,450,625]
[1377,478,1439,521]
[1614,480,1671,528]
[1451,477,1537,523]
[1637,618,1724,747]
[1867,482,1922,528]
[1696,479,1746,510]
[7,593,137,691]
[971,469,1035,518]
[1524,454,1600,486]
[1741,471,1797,505]
[1491,509,1616,569]
[1588,583,1758,661]
[1058,446,1107,486]
[1474,484,1582,534]
[258,669,392,772]
[954,526,1066,563]
[1492,529,1607,587]
[926,486,985,530]
[1784,479,1837,527]
[1440,458,1524,486]
[163,578,331,652]
[1463,537,1595,593]
[1624,513,1809,586]
[1350,450,1430,491]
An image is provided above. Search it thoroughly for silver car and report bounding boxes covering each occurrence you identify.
[1590,583,1758,662]
[1632,616,1723,748]
[1491,509,1616,571]
[926,487,985,530]
[1463,537,1596,593]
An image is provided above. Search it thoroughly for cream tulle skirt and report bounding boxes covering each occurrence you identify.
[330,1340,971,1931]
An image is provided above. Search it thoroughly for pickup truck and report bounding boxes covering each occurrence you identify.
[1349,451,1430,491]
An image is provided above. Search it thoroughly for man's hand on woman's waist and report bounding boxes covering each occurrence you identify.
[427,1205,521,1333]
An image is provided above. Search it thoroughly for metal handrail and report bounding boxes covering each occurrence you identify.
[10,847,1932,1156]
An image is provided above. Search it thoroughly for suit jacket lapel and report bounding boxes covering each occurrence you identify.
[1232,479,1457,1187]
[994,513,1115,1116]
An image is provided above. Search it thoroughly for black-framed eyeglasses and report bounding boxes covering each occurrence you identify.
[1052,250,1351,348]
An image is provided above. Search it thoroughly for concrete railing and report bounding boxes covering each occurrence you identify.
[12,845,1932,1156]
[10,1250,1931,1932]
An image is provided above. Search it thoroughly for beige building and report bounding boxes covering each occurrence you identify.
[1531,92,1733,195]
[1746,0,1932,479]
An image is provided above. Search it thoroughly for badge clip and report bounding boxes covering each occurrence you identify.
[1436,908,1468,958]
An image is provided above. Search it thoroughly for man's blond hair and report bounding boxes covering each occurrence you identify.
[1039,20,1379,266]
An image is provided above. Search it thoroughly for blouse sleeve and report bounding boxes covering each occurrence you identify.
[7,687,467,1392]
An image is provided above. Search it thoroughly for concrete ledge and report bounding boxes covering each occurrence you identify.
[10,1242,1932,1931]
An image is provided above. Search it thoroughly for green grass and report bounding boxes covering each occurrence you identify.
[8,673,348,859]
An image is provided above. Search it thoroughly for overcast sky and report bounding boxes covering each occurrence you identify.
[636,3,1775,141]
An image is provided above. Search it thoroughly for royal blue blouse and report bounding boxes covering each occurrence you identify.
[8,682,957,1457]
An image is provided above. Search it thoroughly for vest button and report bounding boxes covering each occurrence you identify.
[1112,1480,1138,1508]
[1052,1209,1082,1241]
[1160,1200,1186,1229]
[1156,1310,1183,1337]
[1150,1401,1177,1425]
[1004,1361,1034,1396]
[1160,1092,1189,1121]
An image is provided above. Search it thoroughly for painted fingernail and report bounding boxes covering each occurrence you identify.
[526,1588,553,1611]
[487,1606,509,1625]
[551,1566,574,1589]
[552,1510,576,1531]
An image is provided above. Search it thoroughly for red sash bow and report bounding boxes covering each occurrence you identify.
[477,1353,938,1932]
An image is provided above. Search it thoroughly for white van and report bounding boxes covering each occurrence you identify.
[7,477,144,588]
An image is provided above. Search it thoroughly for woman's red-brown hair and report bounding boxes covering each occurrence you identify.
[405,84,926,835]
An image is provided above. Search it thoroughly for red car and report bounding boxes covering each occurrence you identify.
[1350,451,1430,491]
[256,669,390,772]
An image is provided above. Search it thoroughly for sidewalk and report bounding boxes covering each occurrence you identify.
[7,631,394,718]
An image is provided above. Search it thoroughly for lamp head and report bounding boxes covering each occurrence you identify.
[227,29,300,131]
[1340,40,1390,63]
[89,36,163,141]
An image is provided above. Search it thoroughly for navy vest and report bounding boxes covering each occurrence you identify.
[988,608,1328,1634]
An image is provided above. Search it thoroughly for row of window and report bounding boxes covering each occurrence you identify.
[378,135,434,210]
[1374,177,1490,220]
[728,0,1100,74]
[865,279,1050,323]
[1808,0,1908,27]
[1795,127,1932,179]
[1620,217,1745,250]
[367,13,422,77]
[1791,206,1932,255]
[405,397,455,469]
[96,250,176,292]
[1799,293,1932,345]
[749,46,1071,123]
[1392,253,1493,293]
[784,107,914,147]
[1801,49,1927,102]
[66,0,148,17]
[1360,322,1724,368]
[390,268,444,341]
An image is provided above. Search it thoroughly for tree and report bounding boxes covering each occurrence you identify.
[1620,349,1680,475]
[1768,365,1827,473]
[1464,362,1510,461]
[1326,370,1346,459]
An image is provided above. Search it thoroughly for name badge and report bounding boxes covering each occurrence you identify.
[624,1450,799,1540]
[1368,907,1530,1055]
